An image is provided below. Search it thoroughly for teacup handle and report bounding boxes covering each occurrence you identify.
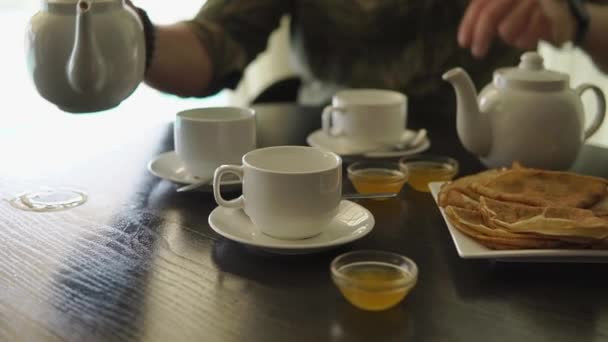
[576,84,606,140]
[322,105,346,137]
[213,165,244,209]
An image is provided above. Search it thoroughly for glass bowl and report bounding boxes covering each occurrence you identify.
[346,161,408,198]
[331,250,418,311]
[398,155,459,192]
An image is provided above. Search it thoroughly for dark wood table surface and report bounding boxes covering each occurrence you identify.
[1,101,608,342]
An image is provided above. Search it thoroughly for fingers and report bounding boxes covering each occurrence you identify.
[458,0,487,48]
[515,7,550,50]
[459,0,557,58]
[538,0,575,44]
[471,0,514,58]
[498,0,537,46]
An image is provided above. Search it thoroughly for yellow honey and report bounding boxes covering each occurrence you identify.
[334,262,415,311]
[348,168,407,196]
[404,161,457,192]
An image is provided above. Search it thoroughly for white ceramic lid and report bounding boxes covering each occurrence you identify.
[493,52,569,91]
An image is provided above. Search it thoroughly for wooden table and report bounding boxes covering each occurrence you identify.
[1,102,608,342]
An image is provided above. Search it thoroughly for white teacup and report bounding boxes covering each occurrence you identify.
[322,89,407,146]
[175,107,256,179]
[213,146,342,240]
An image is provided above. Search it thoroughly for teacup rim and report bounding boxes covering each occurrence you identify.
[177,106,255,122]
[243,146,342,175]
[333,88,407,107]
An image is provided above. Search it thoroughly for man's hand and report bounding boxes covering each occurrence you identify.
[458,0,575,58]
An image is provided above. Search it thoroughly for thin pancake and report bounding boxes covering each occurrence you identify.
[470,168,608,208]
[438,168,506,207]
[479,197,608,240]
[441,188,479,210]
[590,194,608,217]
[444,206,571,249]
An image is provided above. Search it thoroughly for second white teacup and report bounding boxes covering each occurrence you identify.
[322,89,407,146]
[213,146,342,240]
[174,107,256,179]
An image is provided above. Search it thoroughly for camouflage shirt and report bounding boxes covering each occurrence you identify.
[187,0,522,104]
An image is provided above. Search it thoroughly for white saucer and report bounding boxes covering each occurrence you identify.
[208,200,375,255]
[306,129,430,158]
[147,151,241,192]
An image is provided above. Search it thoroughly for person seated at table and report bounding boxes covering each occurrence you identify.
[131,0,608,106]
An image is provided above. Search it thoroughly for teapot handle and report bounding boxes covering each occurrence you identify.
[576,84,606,140]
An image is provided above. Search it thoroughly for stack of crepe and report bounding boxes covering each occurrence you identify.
[438,164,608,250]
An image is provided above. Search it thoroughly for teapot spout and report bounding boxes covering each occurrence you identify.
[66,0,106,94]
[443,68,491,157]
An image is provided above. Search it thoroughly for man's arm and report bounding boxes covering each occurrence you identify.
[585,3,608,73]
[134,0,289,98]
[145,23,214,98]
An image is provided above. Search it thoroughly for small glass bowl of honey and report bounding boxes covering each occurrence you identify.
[347,161,408,198]
[399,155,459,192]
[331,250,418,311]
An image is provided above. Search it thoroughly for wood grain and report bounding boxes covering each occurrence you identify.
[1,104,608,341]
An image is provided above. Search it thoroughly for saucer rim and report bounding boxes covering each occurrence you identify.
[207,200,375,250]
[147,151,241,186]
[306,129,430,157]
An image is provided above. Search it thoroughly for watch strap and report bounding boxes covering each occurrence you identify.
[567,0,590,46]
[134,7,156,72]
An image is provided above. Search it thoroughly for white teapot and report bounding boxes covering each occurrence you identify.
[443,51,606,170]
[25,0,145,113]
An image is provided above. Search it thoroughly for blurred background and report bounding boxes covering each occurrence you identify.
[2,0,608,145]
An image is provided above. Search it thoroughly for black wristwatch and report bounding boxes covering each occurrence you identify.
[134,7,156,72]
[567,0,590,46]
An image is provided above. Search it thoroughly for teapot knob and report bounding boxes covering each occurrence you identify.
[519,51,544,71]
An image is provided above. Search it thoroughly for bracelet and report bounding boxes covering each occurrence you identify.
[134,7,156,72]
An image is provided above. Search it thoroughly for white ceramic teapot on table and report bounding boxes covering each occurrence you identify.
[443,51,606,170]
[25,0,145,113]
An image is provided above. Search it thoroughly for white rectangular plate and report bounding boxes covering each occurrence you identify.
[428,182,608,263]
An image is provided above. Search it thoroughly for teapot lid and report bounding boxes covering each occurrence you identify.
[494,52,569,91]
